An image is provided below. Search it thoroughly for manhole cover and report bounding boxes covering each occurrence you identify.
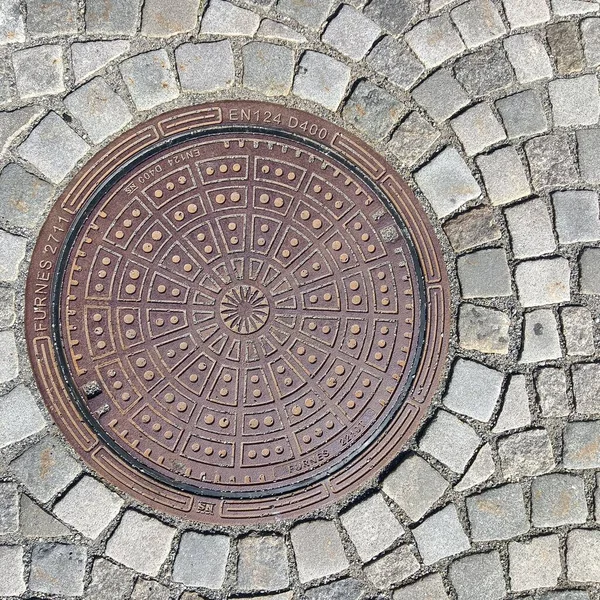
[26,101,450,524]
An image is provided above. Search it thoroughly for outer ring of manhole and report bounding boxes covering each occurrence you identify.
[25,101,450,525]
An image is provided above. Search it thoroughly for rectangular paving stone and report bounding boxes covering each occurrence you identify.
[27,0,78,36]
[0,229,26,282]
[390,112,440,167]
[503,0,550,27]
[550,75,600,127]
[532,474,587,527]
[494,375,531,433]
[520,309,562,363]
[176,41,234,93]
[85,0,140,35]
[547,21,585,75]
[451,0,506,48]
[451,103,506,157]
[525,133,578,191]
[477,147,531,206]
[367,36,424,91]
[0,330,18,383]
[454,45,515,97]
[449,551,506,600]
[291,520,349,583]
[393,574,450,600]
[86,557,134,600]
[30,543,87,597]
[276,0,336,28]
[554,190,600,244]
[173,531,230,588]
[568,529,600,582]
[405,14,465,69]
[540,592,590,600]
[496,90,548,140]
[242,41,294,97]
[0,0,25,44]
[200,0,260,35]
[305,578,366,600]
[458,304,510,354]
[141,0,200,36]
[0,288,15,329]
[364,545,420,589]
[237,535,289,591]
[572,363,600,414]
[13,45,65,99]
[582,18,600,67]
[443,206,502,253]
[457,248,512,299]
[0,385,46,449]
[364,0,417,34]
[561,306,595,355]
[536,367,570,418]
[509,535,561,591]
[322,5,381,60]
[504,34,553,84]
[0,483,19,534]
[498,429,556,479]
[580,247,600,294]
[516,258,570,307]
[564,420,600,468]
[553,0,598,16]
[0,546,25,597]
[412,69,469,122]
[505,198,556,258]
[578,129,600,184]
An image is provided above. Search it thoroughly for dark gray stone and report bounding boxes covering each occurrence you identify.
[20,495,70,538]
[547,21,585,75]
[496,90,548,139]
[525,133,578,191]
[457,249,512,299]
[553,191,600,244]
[304,578,367,600]
[390,112,439,167]
[454,45,514,97]
[85,0,140,35]
[85,558,134,600]
[563,421,600,469]
[443,206,502,253]
[458,304,510,354]
[131,579,170,600]
[27,0,78,36]
[449,551,506,600]
[237,535,289,591]
[536,368,570,418]
[364,0,417,34]
[498,429,555,479]
[573,363,600,414]
[532,474,588,527]
[412,68,469,122]
[30,543,87,596]
[366,36,424,90]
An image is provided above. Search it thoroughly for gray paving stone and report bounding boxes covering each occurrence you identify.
[498,429,555,479]
[0,385,46,449]
[0,545,25,597]
[65,78,132,144]
[451,0,506,48]
[568,529,600,582]
[0,229,25,281]
[455,45,515,97]
[536,368,570,418]
[20,495,70,538]
[393,574,450,600]
[505,198,555,259]
[581,247,600,294]
[444,359,503,421]
[420,410,480,473]
[85,0,139,34]
[414,148,481,218]
[131,579,170,600]
[200,0,260,35]
[176,41,235,93]
[304,578,366,600]
[0,288,15,329]
[367,36,424,90]
[293,51,351,111]
[405,15,465,69]
[276,0,336,28]
[257,19,307,43]
[572,363,600,414]
[554,191,600,244]
[449,551,505,600]
[412,504,470,565]
[365,0,417,34]
[540,592,590,600]
[237,534,289,591]
[532,474,587,527]
[412,69,469,122]
[120,50,179,111]
[364,545,420,589]
[582,18,600,67]
[0,106,42,154]
[477,147,531,206]
[343,80,404,139]
[0,330,18,383]
[578,129,600,184]
[141,0,200,36]
[0,60,12,104]
[496,90,548,140]
[504,34,553,84]
[520,309,562,363]
[85,558,135,600]
[322,5,380,60]
[383,453,448,520]
[107,511,175,577]
[341,493,404,561]
[30,543,87,596]
[0,483,19,534]
[553,0,598,16]
[443,206,502,253]
[10,437,82,503]
[561,306,595,355]
[390,112,440,167]
[451,103,506,157]
[516,258,571,307]
[455,443,495,491]
[242,42,294,97]
[467,484,529,541]
[503,0,550,27]
[27,0,78,36]
[18,112,89,183]
[0,0,25,45]
[457,248,512,299]
[494,375,532,433]
[72,41,130,84]
[564,420,600,468]
[13,45,64,99]
[547,21,585,75]
[550,75,600,127]
[525,133,578,191]
[510,536,562,591]
[458,304,510,354]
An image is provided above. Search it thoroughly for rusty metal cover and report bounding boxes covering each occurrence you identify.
[26,101,450,524]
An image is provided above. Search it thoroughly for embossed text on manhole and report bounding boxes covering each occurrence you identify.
[26,102,450,524]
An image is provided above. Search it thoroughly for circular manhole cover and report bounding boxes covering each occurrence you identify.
[26,101,450,524]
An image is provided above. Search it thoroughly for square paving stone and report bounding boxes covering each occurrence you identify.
[141,0,200,36]
[536,367,570,418]
[550,75,600,127]
[519,309,562,363]
[454,45,515,97]
[0,546,25,597]
[516,258,571,307]
[467,484,529,541]
[200,0,259,35]
[393,574,450,600]
[455,444,495,491]
[13,45,64,99]
[382,453,449,521]
[554,191,600,244]
[505,199,556,259]
[498,429,556,479]
[561,306,595,355]
[27,0,78,36]
[547,21,585,75]
[412,504,470,565]
[451,0,506,48]
[526,133,578,191]
[291,520,349,583]
[106,511,176,577]
[444,359,503,421]
[0,0,25,44]
[568,529,600,582]
[364,545,420,589]
[9,436,82,503]
[390,112,440,167]
[449,551,506,600]
[366,36,424,91]
[564,420,600,468]
[86,558,135,600]
[0,482,19,534]
[276,0,336,28]
[0,330,19,383]
[173,533,230,589]
[504,34,553,84]
[72,40,130,84]
[405,15,465,69]
[457,248,512,299]
[443,206,502,253]
[578,129,600,184]
[458,304,510,354]
[242,42,294,97]
[0,230,26,282]
[18,112,90,184]
[237,535,289,591]
[451,103,506,157]
[0,385,46,449]
[364,0,417,34]
[176,41,234,93]
[503,0,550,27]
[477,147,531,206]
[85,0,140,35]
[509,535,561,591]
[65,78,132,144]
[573,363,600,414]
[412,69,469,122]
[414,148,481,218]
[532,474,587,527]
[30,543,87,597]
[322,5,381,60]
[583,17,600,67]
[580,247,600,294]
[496,90,548,140]
[293,51,351,111]
[494,374,531,433]
[419,410,480,473]
[341,493,404,561]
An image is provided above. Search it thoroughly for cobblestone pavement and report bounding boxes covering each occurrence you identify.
[1,0,600,598]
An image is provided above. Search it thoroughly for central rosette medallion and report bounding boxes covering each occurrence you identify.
[219,284,270,334]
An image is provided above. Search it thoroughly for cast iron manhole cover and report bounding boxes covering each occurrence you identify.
[26,101,450,524]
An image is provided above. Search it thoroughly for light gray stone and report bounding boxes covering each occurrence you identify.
[457,248,512,299]
[540,592,590,600]
[583,18,600,67]
[498,429,555,479]
[454,45,514,96]
[257,19,307,43]
[505,198,556,258]
[520,309,562,363]
[291,520,349,583]
[341,493,403,561]
[85,0,140,34]
[367,36,424,90]
[451,0,506,48]
[467,484,529,541]
[173,532,230,589]
[496,90,548,140]
[0,546,25,597]
[449,551,505,600]
[364,545,420,589]
[526,133,578,191]
[242,42,294,97]
[304,578,366,600]
[0,60,12,104]
[106,511,175,577]
[580,247,600,294]
[390,112,440,167]
[85,558,135,600]
[458,304,510,354]
[509,535,561,591]
[322,5,380,60]
[553,0,598,16]
[0,106,42,154]
[0,0,25,45]
[503,0,550,27]
[276,0,336,28]
[420,410,480,473]
[568,529,600,582]
[561,306,595,355]
[393,574,450,600]
[573,363,600,414]
[200,0,260,35]
[412,504,470,565]
[293,51,351,111]
[30,543,87,596]
[455,444,495,491]
[578,129,600,184]
[564,420,600,468]
[547,21,585,75]
[412,69,469,122]
[550,75,600,127]
[504,34,553,84]
[516,258,571,307]
[494,375,531,433]
[532,474,587,527]
[536,367,570,418]
[176,41,235,93]
[414,148,481,218]
[141,0,200,36]
[477,147,531,206]
[20,495,70,538]
[0,385,46,449]
[443,206,502,253]
[451,103,506,157]
[365,0,417,34]
[0,288,15,329]
[237,535,289,591]
[0,330,18,383]
[0,483,19,534]
[405,15,465,68]
[72,41,130,84]
[0,229,25,282]
[554,191,600,244]
[131,579,170,600]
[27,0,77,36]
[13,45,64,99]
